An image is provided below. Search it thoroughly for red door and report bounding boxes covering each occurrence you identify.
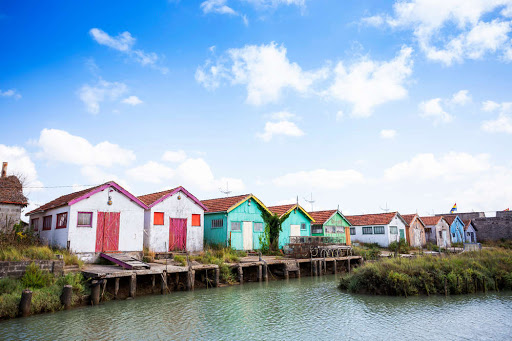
[169,218,187,251]
[95,212,120,252]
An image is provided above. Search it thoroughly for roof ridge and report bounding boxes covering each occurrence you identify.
[201,193,251,201]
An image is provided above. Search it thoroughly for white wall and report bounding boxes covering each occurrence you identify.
[29,206,70,249]
[144,190,204,252]
[351,215,407,247]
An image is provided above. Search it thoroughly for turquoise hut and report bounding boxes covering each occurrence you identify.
[444,215,465,243]
[201,194,272,251]
[267,204,315,249]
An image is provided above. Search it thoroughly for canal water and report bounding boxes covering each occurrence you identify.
[1,275,512,340]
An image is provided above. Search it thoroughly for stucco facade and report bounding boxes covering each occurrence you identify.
[422,216,451,248]
[347,213,407,247]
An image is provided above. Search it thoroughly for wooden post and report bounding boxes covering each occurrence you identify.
[215,268,220,287]
[129,274,136,298]
[284,266,289,280]
[187,269,195,291]
[61,285,72,310]
[333,260,337,274]
[114,278,120,299]
[238,266,243,284]
[313,260,317,276]
[152,275,156,293]
[262,264,268,281]
[19,289,32,317]
[258,264,262,282]
[347,258,351,274]
[161,271,168,294]
[91,280,101,305]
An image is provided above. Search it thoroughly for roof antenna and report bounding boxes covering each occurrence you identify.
[304,193,315,212]
[380,202,390,213]
[219,182,231,197]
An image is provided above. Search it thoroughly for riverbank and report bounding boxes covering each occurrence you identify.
[339,248,512,296]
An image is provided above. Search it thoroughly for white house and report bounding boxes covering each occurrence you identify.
[137,186,207,253]
[345,212,408,247]
[26,181,147,262]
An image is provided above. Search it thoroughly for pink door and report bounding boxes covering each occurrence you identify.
[95,212,120,252]
[169,218,187,251]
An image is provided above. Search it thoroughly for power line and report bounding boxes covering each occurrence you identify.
[1,184,99,189]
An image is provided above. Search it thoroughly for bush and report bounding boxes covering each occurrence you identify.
[21,262,54,289]
[353,246,380,260]
[388,239,410,254]
[173,255,187,266]
[142,247,155,263]
[0,278,22,295]
[426,242,440,252]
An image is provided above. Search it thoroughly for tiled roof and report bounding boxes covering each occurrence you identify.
[26,183,105,215]
[420,216,442,226]
[268,204,296,217]
[444,215,456,225]
[138,187,180,206]
[0,176,28,205]
[309,210,337,225]
[345,212,397,226]
[201,194,252,213]
[402,214,425,227]
[463,219,477,231]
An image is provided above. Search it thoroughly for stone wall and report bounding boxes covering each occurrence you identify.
[0,203,22,233]
[472,215,512,241]
[0,260,64,279]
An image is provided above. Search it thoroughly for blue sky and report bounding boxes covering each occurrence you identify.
[1,0,512,218]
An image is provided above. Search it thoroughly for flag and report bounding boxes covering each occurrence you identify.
[450,203,457,213]
[506,208,510,211]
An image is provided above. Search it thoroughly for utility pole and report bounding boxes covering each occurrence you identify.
[304,193,315,212]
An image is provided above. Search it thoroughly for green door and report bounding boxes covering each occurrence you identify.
[399,229,405,240]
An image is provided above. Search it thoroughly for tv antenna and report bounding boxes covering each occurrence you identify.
[380,202,390,213]
[219,182,231,197]
[304,193,315,211]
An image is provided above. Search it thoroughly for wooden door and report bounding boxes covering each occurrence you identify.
[242,221,252,251]
[399,228,405,240]
[95,212,120,252]
[169,218,187,251]
[290,224,301,237]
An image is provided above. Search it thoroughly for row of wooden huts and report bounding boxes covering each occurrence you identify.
[24,181,478,262]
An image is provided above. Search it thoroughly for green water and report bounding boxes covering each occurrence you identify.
[1,275,512,340]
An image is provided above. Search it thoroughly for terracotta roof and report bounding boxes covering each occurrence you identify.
[268,204,296,216]
[0,175,28,205]
[402,214,425,227]
[420,216,442,226]
[201,194,252,213]
[444,215,456,225]
[138,187,180,206]
[309,210,337,225]
[345,212,398,226]
[463,219,477,231]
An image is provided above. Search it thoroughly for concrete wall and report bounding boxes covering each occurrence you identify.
[0,203,23,232]
[144,190,205,252]
[0,260,64,279]
[472,215,512,241]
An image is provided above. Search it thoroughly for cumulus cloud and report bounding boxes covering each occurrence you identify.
[89,28,168,73]
[81,166,130,189]
[161,150,187,163]
[200,0,238,15]
[122,95,143,106]
[0,89,21,100]
[326,46,413,117]
[380,129,396,139]
[363,1,512,65]
[257,120,304,142]
[126,161,175,184]
[176,158,245,192]
[37,129,136,167]
[78,79,128,114]
[479,101,512,133]
[450,90,471,105]
[273,169,365,189]
[419,90,471,124]
[0,144,42,189]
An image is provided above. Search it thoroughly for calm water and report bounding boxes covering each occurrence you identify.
[1,275,512,340]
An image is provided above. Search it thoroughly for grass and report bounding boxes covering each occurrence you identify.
[339,249,512,296]
[481,239,512,250]
[191,245,247,283]
[173,255,187,266]
[353,243,381,261]
[0,245,83,268]
[388,239,411,254]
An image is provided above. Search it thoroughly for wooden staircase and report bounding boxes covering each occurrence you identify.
[100,253,150,270]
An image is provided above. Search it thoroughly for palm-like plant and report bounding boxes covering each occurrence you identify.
[261,210,291,251]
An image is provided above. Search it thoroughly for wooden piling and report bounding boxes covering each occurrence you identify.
[258,264,262,282]
[215,268,220,287]
[61,285,73,310]
[312,260,317,276]
[347,258,351,274]
[187,269,195,291]
[238,266,243,284]
[91,280,101,305]
[129,274,137,298]
[284,268,289,280]
[19,289,32,317]
[114,278,120,299]
[152,275,156,293]
[333,260,337,274]
[161,271,168,294]
[262,264,268,281]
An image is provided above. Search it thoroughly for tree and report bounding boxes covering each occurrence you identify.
[260,210,291,252]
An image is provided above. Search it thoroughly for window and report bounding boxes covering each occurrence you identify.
[336,226,345,233]
[350,227,356,235]
[389,226,398,234]
[231,222,241,231]
[362,226,373,235]
[312,226,323,234]
[325,225,335,233]
[56,213,68,229]
[154,212,164,225]
[254,222,263,232]
[439,231,443,239]
[191,214,201,226]
[211,219,223,228]
[43,216,52,231]
[31,218,39,231]
[77,212,93,227]
[300,223,306,231]
[374,226,385,234]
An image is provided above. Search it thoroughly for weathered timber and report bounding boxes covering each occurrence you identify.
[129,274,136,298]
[19,289,32,317]
[61,285,72,310]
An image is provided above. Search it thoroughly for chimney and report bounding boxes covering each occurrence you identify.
[1,162,7,178]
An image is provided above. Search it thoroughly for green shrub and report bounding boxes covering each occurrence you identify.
[0,278,22,295]
[388,239,410,254]
[173,255,187,266]
[21,262,54,288]
[0,292,19,318]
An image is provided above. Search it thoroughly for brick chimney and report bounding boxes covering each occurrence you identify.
[1,162,7,178]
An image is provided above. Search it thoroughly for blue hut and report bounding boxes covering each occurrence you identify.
[444,215,465,243]
[201,194,272,251]
[267,203,315,249]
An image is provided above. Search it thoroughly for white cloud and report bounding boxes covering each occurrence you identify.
[81,166,130,189]
[326,46,413,117]
[176,158,245,192]
[78,79,128,114]
[364,1,512,65]
[201,0,237,15]
[257,120,304,142]
[196,42,327,105]
[482,100,501,112]
[122,95,143,106]
[37,129,136,167]
[418,98,453,124]
[481,101,512,133]
[273,169,365,189]
[0,144,42,189]
[450,90,471,105]
[269,110,295,120]
[336,110,344,121]
[90,28,168,73]
[126,161,174,184]
[0,89,21,100]
[162,150,187,163]
[380,129,396,139]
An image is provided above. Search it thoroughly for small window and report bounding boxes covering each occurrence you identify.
[231,222,241,231]
[389,226,398,234]
[254,222,263,232]
[374,226,385,234]
[439,231,443,239]
[31,218,39,231]
[325,225,335,233]
[191,214,201,226]
[312,226,323,234]
[336,226,345,233]
[154,212,164,225]
[211,219,224,228]
[43,216,52,231]
[362,226,373,235]
[77,212,93,227]
[56,213,68,229]
[300,223,306,231]
[350,227,356,235]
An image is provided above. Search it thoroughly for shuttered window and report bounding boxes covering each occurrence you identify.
[191,214,201,226]
[154,212,164,225]
[254,222,263,232]
[212,219,223,228]
[43,216,52,230]
[77,212,92,227]
[231,222,241,231]
[56,213,67,229]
